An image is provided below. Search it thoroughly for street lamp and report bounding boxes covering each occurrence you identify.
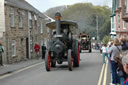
[96,16,99,41]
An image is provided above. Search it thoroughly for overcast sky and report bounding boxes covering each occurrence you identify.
[26,0,112,12]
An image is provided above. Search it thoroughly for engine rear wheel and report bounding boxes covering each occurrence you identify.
[68,49,73,71]
[72,40,80,67]
[51,60,56,67]
[89,44,92,53]
[45,51,51,71]
[89,49,92,53]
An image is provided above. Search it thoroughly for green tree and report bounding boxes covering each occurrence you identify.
[45,3,111,40]
[103,35,111,45]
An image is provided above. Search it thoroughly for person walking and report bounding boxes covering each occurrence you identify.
[34,43,40,59]
[107,41,113,73]
[108,38,122,85]
[0,42,4,66]
[41,44,46,59]
[101,44,107,64]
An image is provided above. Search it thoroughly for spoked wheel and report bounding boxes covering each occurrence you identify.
[45,51,51,71]
[68,49,73,71]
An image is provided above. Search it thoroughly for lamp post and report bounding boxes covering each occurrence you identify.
[96,16,99,41]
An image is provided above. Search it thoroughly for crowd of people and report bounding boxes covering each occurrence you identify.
[100,37,128,85]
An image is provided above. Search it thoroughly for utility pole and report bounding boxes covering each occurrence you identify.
[96,16,99,41]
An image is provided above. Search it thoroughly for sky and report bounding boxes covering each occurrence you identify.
[26,0,112,12]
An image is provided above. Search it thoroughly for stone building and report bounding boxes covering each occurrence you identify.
[0,0,51,64]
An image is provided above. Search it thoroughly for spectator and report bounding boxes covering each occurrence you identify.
[0,42,4,66]
[121,38,128,50]
[108,38,122,85]
[41,44,46,59]
[34,43,40,59]
[122,54,128,85]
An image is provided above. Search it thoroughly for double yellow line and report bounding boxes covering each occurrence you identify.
[97,59,108,85]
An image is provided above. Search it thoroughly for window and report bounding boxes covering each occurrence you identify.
[18,15,23,28]
[34,15,37,27]
[28,12,32,28]
[21,38,24,46]
[40,23,43,33]
[112,17,114,29]
[123,21,126,29]
[12,40,16,56]
[126,0,128,13]
[30,37,33,52]
[118,14,120,28]
[10,8,15,27]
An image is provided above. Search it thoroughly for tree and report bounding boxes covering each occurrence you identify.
[103,35,111,45]
[45,3,111,40]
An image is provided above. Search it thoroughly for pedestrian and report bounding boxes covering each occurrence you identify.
[101,44,107,64]
[0,42,4,66]
[34,43,40,59]
[41,44,46,59]
[122,54,128,85]
[107,41,112,73]
[108,38,122,85]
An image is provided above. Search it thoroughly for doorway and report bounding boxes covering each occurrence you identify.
[26,38,29,59]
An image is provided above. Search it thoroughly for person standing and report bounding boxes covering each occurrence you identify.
[122,54,128,85]
[0,42,4,66]
[34,43,40,59]
[108,38,122,85]
[41,44,46,59]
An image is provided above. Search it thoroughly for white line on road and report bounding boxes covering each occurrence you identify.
[0,62,44,80]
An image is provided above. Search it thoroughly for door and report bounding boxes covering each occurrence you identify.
[26,38,29,59]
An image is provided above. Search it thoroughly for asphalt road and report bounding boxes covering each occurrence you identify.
[0,50,111,85]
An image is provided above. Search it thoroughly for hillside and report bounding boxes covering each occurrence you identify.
[45,3,111,40]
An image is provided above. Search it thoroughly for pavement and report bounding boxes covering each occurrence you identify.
[0,58,43,75]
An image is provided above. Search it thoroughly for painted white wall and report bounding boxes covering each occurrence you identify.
[0,0,5,38]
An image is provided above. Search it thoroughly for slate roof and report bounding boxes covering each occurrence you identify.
[5,0,47,18]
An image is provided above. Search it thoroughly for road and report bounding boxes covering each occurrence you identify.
[0,50,111,85]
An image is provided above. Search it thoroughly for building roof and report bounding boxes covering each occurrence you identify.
[5,0,46,18]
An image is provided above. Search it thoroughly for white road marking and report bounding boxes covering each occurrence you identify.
[0,62,44,79]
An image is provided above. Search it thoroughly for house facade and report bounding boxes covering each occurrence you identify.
[0,0,51,64]
[111,0,128,39]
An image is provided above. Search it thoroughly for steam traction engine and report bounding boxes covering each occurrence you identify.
[45,12,80,71]
[79,33,92,53]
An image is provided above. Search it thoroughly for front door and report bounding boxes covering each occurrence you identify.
[26,38,29,59]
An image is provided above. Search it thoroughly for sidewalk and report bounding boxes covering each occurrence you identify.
[0,58,43,75]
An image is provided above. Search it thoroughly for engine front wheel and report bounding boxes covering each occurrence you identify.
[45,51,51,71]
[68,49,73,71]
